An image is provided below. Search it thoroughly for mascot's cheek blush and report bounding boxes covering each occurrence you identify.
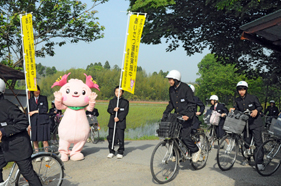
[63,95,68,101]
[84,96,89,103]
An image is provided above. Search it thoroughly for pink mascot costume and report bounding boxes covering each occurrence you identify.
[51,73,99,161]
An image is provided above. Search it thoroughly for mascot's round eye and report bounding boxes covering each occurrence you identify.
[66,89,70,94]
[82,90,86,95]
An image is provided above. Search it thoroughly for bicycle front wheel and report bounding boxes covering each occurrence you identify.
[150,140,179,184]
[205,126,214,151]
[191,133,209,170]
[256,139,281,176]
[217,134,237,171]
[15,153,64,186]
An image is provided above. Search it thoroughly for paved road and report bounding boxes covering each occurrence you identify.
[58,140,281,186]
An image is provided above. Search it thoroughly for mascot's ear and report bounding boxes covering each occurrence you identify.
[84,73,100,91]
[51,72,71,88]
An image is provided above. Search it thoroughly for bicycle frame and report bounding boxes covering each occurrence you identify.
[0,163,18,186]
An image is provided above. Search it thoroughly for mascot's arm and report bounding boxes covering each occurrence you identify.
[54,91,67,110]
[86,92,98,112]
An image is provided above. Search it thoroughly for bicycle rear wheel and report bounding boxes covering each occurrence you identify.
[256,139,281,176]
[217,134,237,171]
[150,140,179,184]
[90,125,100,144]
[15,153,64,186]
[191,133,209,170]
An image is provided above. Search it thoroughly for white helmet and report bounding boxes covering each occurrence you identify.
[166,70,181,81]
[188,84,195,92]
[270,100,275,103]
[236,81,248,88]
[210,95,219,101]
[0,78,5,94]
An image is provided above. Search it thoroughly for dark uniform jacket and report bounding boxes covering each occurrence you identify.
[163,82,196,127]
[234,94,263,129]
[86,108,99,117]
[192,96,205,129]
[264,106,279,117]
[0,96,33,162]
[210,103,228,126]
[29,95,50,126]
[107,97,129,129]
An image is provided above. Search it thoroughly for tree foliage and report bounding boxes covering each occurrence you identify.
[39,61,170,101]
[128,0,281,79]
[195,54,281,109]
[0,0,108,67]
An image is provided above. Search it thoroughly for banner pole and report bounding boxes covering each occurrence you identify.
[111,11,132,150]
[20,13,32,142]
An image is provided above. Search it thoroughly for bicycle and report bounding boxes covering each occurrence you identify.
[49,114,63,148]
[255,117,281,176]
[150,116,209,184]
[87,115,100,144]
[217,109,257,171]
[203,109,220,150]
[2,152,64,186]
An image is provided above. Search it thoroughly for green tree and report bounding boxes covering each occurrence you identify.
[129,0,281,79]
[0,0,108,68]
[196,54,264,106]
[36,63,46,76]
[45,66,57,76]
[104,61,111,69]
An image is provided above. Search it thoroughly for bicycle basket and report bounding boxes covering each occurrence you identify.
[269,118,281,138]
[203,109,213,124]
[157,122,180,138]
[223,111,249,134]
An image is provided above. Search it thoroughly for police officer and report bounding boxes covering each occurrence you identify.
[163,70,200,162]
[264,100,279,118]
[230,81,264,171]
[188,84,205,131]
[0,78,41,185]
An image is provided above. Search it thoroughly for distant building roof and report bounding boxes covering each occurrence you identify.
[240,9,281,52]
[0,63,25,80]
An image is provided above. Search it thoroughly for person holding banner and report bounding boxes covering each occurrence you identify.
[163,70,201,162]
[0,78,42,185]
[107,86,129,159]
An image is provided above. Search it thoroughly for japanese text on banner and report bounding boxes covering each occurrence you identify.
[22,14,37,91]
[121,14,146,94]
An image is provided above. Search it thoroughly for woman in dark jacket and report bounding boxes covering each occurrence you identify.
[28,85,50,153]
[209,95,228,147]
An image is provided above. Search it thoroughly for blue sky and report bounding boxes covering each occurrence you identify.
[36,0,209,83]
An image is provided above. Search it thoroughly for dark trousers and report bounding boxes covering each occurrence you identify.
[243,127,264,164]
[107,128,125,155]
[215,122,226,139]
[180,126,199,154]
[0,155,41,186]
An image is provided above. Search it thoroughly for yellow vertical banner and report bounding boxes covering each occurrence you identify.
[121,14,146,94]
[21,13,37,91]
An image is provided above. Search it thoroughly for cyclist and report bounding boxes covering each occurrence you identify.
[188,84,205,132]
[229,81,264,171]
[163,70,201,162]
[264,100,279,118]
[0,78,42,185]
[209,95,228,148]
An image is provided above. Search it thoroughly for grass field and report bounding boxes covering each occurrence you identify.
[95,101,168,130]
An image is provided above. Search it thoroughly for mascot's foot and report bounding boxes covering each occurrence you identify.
[70,153,84,161]
[60,153,69,162]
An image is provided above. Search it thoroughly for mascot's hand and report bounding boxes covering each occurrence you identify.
[54,91,63,101]
[89,92,98,103]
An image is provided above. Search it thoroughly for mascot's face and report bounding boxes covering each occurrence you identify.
[60,79,92,107]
